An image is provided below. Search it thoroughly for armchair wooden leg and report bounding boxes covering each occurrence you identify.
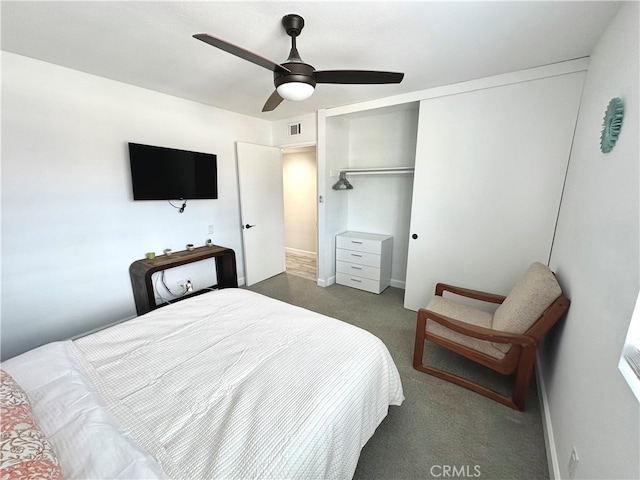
[511,345,537,411]
[413,311,428,369]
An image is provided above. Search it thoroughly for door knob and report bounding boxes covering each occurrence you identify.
[412,233,418,239]
[244,224,255,229]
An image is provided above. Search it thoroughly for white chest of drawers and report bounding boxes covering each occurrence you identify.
[336,232,393,294]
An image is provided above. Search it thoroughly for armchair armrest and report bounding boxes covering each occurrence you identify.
[418,308,535,347]
[435,283,506,304]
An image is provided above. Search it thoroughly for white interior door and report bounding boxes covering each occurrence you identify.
[237,142,285,286]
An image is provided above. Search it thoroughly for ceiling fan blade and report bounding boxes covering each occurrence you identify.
[315,70,404,84]
[193,33,290,74]
[262,90,284,112]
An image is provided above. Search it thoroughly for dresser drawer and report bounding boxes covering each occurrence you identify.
[336,273,382,294]
[336,235,383,255]
[336,248,381,268]
[336,260,381,281]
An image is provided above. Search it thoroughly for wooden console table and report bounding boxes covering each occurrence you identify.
[129,244,238,315]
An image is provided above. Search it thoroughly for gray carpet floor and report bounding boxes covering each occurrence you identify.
[246,272,549,480]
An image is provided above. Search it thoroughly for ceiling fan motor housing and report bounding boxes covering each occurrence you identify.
[274,62,317,88]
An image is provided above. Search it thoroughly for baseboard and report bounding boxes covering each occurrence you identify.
[318,276,403,289]
[285,247,317,258]
[536,354,560,480]
[317,275,336,288]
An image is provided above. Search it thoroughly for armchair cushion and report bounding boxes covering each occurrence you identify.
[492,262,562,353]
[425,296,506,360]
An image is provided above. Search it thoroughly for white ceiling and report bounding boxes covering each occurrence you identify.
[1,1,621,121]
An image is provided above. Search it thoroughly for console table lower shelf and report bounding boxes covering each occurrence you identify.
[129,245,238,315]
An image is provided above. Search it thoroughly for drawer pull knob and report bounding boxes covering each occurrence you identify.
[351,266,362,270]
[351,253,363,257]
[351,278,362,283]
[351,240,363,244]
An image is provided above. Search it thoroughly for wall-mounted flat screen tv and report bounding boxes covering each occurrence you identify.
[128,142,218,200]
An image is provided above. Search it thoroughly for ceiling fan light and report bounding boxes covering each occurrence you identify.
[276,81,315,101]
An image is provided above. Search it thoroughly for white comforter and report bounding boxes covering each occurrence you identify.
[5,289,403,479]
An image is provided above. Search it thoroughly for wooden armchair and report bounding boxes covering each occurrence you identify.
[413,262,570,410]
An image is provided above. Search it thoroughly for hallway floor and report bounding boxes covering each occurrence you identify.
[285,251,316,281]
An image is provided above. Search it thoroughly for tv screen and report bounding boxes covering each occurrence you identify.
[128,142,218,200]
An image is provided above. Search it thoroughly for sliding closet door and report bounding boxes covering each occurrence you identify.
[404,72,585,311]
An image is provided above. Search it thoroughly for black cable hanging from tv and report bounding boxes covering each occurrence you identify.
[168,199,188,213]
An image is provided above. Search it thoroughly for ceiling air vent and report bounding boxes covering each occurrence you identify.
[287,122,302,137]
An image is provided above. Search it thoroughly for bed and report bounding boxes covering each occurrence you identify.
[1,288,404,479]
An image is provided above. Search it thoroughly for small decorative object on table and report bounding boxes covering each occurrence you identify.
[164,248,172,256]
[206,239,214,247]
[145,252,155,260]
[600,97,624,153]
[186,244,195,251]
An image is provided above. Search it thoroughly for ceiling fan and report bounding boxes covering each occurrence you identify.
[193,14,404,112]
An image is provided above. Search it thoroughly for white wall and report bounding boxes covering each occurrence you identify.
[1,52,272,360]
[283,147,317,254]
[542,3,640,479]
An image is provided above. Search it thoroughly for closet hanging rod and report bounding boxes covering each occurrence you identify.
[331,166,414,190]
[338,166,415,176]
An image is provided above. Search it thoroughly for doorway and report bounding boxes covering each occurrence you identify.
[282,146,317,281]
